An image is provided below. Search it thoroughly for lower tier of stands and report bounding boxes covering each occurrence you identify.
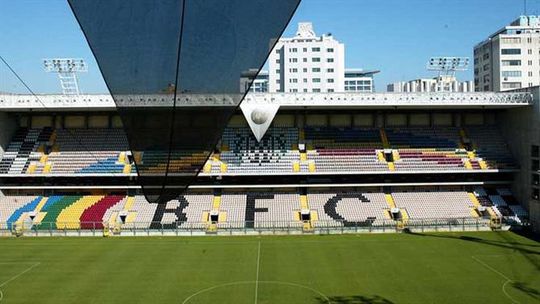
[0,188,527,232]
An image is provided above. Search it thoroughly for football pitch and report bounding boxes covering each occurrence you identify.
[0,231,538,304]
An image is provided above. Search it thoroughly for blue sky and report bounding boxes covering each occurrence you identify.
[0,0,537,93]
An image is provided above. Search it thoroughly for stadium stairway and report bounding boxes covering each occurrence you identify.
[384,193,408,226]
[467,192,482,218]
[299,195,309,229]
[114,196,137,227]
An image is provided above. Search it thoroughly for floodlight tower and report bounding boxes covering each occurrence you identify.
[43,58,87,95]
[427,57,469,92]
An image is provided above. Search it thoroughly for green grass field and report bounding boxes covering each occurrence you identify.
[0,231,538,304]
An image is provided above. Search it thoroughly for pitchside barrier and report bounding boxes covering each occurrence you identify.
[0,217,521,237]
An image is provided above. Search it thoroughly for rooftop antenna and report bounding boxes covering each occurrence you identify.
[427,57,469,92]
[43,58,87,95]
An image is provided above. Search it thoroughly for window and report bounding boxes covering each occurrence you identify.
[312,68,321,72]
[502,60,521,66]
[290,48,297,53]
[502,82,521,89]
[501,37,521,44]
[290,58,298,63]
[312,88,321,92]
[275,69,280,74]
[303,68,307,72]
[483,64,489,71]
[501,71,521,77]
[276,79,280,84]
[327,68,334,73]
[290,78,298,83]
[327,48,334,52]
[501,48,521,55]
[303,88,308,92]
[533,159,539,171]
[303,48,307,52]
[312,57,321,62]
[290,89,298,92]
[303,58,308,62]
[312,47,320,52]
[483,53,490,60]
[290,68,298,73]
[312,78,321,83]
[328,89,334,92]
[327,78,334,83]
[303,78,308,83]
[275,59,280,64]
[327,58,334,63]
[532,145,539,158]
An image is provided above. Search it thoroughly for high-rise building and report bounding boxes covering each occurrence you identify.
[474,15,540,92]
[268,22,345,93]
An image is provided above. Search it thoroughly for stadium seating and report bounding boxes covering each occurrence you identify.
[465,126,516,169]
[386,128,469,171]
[0,128,129,174]
[218,128,300,173]
[391,191,475,219]
[79,195,126,229]
[0,188,528,231]
[304,127,388,172]
[308,192,389,227]
[218,194,248,228]
[0,126,517,174]
[0,196,41,229]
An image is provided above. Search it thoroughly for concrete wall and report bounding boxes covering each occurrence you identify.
[0,112,18,160]
[498,87,540,232]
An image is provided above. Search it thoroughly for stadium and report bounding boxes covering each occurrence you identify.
[1,1,539,303]
[0,90,537,234]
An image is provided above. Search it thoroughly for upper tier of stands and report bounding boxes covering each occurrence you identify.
[0,187,526,231]
[0,125,516,175]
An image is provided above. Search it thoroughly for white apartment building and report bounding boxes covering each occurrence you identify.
[268,22,345,93]
[474,15,540,92]
[344,69,379,92]
[387,76,474,93]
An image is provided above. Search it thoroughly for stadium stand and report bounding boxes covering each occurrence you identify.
[1,189,525,232]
